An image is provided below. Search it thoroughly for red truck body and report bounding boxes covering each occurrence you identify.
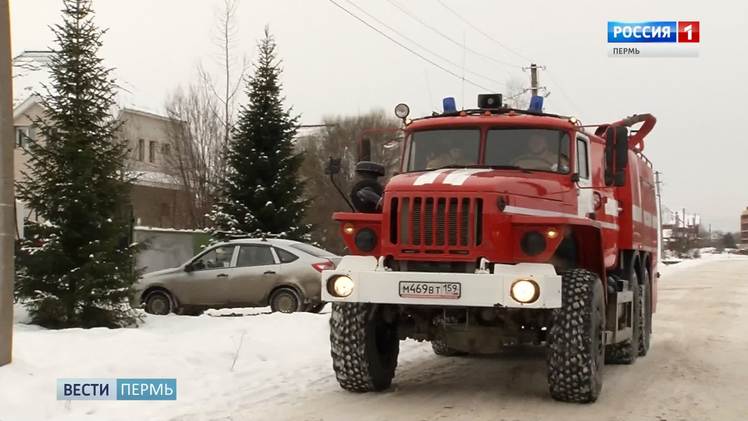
[323,103,659,402]
[334,111,658,299]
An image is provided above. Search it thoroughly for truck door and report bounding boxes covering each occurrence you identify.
[575,135,594,216]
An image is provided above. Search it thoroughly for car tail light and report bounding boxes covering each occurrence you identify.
[312,261,334,272]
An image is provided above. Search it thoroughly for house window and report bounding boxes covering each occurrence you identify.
[137,139,145,161]
[15,127,33,148]
[161,143,171,157]
[149,141,157,163]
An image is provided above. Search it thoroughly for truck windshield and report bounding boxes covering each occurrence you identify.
[407,129,480,171]
[486,129,570,173]
[406,128,570,173]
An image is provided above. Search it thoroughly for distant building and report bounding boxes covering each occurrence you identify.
[661,206,700,250]
[741,207,748,250]
[13,95,194,229]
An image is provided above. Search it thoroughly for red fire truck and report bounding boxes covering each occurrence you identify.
[321,94,658,403]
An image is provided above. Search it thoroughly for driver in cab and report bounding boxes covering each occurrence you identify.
[426,146,472,169]
[513,134,569,172]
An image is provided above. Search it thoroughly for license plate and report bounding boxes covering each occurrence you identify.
[398,281,461,299]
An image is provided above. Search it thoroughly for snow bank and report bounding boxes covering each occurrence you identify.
[1,309,327,420]
[659,251,748,279]
[0,305,433,421]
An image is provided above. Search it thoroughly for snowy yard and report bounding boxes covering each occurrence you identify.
[2,252,746,421]
[2,304,439,421]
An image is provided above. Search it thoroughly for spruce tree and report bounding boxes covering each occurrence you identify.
[15,0,140,328]
[210,27,309,240]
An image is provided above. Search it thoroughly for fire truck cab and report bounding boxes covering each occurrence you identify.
[322,95,658,403]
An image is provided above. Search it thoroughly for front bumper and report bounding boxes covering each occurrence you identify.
[321,256,562,309]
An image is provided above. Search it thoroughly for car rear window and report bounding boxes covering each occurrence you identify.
[289,243,333,258]
[275,247,299,263]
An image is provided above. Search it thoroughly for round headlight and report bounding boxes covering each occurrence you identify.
[354,228,377,252]
[328,275,354,297]
[394,103,410,119]
[520,231,546,256]
[511,279,540,304]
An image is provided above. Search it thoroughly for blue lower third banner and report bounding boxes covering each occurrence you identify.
[57,378,177,401]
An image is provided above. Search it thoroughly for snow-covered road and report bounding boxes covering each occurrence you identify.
[2,255,748,421]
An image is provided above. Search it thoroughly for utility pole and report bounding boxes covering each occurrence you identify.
[522,63,547,99]
[529,63,539,97]
[0,0,15,367]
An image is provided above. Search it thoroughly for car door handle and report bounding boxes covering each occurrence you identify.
[216,273,229,278]
[264,271,276,275]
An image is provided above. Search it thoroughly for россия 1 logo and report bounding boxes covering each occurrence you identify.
[607,21,700,57]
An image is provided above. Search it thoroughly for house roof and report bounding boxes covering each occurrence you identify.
[13,94,42,121]
[118,107,171,123]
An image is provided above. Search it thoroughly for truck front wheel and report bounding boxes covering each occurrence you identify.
[547,268,605,403]
[330,303,399,392]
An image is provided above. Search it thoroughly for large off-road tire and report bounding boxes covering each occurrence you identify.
[144,290,174,315]
[547,268,605,403]
[431,339,466,356]
[330,303,399,392]
[638,267,652,356]
[605,261,641,364]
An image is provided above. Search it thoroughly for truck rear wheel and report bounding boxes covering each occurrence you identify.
[605,262,641,364]
[547,269,605,403]
[329,303,399,392]
[638,267,652,356]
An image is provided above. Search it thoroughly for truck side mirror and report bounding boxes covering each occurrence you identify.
[604,127,615,186]
[604,126,629,187]
[613,126,629,187]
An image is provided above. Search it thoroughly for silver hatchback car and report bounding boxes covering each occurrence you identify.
[135,238,339,315]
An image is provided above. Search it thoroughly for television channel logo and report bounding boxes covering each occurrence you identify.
[57,378,177,401]
[607,21,700,57]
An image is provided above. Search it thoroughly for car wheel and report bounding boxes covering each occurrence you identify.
[270,288,302,313]
[144,290,173,315]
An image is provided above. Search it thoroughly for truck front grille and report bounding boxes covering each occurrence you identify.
[389,196,483,248]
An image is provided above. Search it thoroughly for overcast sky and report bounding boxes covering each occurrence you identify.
[10,0,748,231]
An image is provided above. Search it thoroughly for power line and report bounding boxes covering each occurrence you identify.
[427,1,583,113]
[543,69,582,113]
[327,0,492,91]
[341,0,504,88]
[384,0,523,70]
[436,0,534,63]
